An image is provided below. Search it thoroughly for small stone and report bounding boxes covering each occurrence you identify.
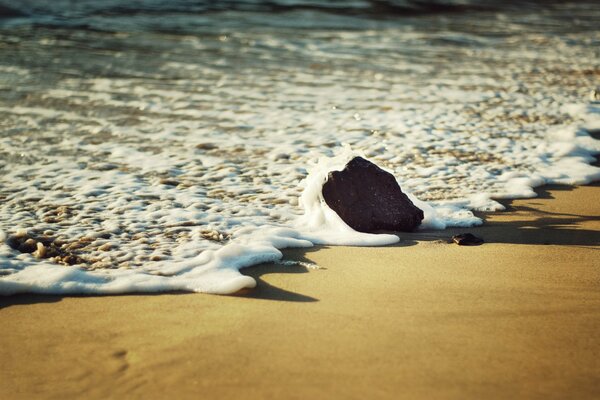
[272,153,290,161]
[19,238,37,253]
[61,255,81,265]
[94,163,119,171]
[195,143,217,150]
[45,247,60,258]
[159,178,180,186]
[179,221,196,227]
[452,233,484,246]
[98,243,112,251]
[63,256,77,265]
[33,242,46,258]
[14,230,28,238]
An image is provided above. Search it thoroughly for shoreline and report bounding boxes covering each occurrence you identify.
[1,178,599,399]
[1,4,599,397]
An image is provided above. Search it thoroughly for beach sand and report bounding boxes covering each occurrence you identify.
[1,182,599,400]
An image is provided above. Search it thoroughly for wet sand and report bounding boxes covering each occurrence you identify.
[1,182,599,400]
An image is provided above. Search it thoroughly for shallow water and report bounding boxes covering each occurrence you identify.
[1,1,599,294]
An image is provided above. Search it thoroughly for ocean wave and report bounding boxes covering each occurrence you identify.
[1,0,595,28]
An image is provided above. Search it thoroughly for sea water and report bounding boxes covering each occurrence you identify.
[1,0,599,295]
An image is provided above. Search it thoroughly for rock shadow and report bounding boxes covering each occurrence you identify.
[0,294,63,310]
[238,260,319,302]
[403,182,600,248]
[0,291,192,309]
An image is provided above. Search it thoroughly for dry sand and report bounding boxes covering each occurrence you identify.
[1,182,599,400]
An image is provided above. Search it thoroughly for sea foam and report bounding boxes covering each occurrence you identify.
[1,118,598,296]
[1,5,600,295]
[0,149,437,295]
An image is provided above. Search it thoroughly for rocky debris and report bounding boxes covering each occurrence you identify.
[200,229,231,242]
[452,233,484,246]
[42,205,73,224]
[321,157,424,233]
[6,231,88,265]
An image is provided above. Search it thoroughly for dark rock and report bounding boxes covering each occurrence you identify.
[61,255,82,265]
[6,235,21,251]
[195,143,217,151]
[322,157,424,233]
[19,239,38,253]
[6,231,88,265]
[7,234,37,253]
[452,233,484,246]
[159,178,180,186]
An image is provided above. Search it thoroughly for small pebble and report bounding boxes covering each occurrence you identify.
[98,243,112,251]
[195,143,217,150]
[19,238,37,253]
[452,233,484,246]
[34,242,46,258]
[159,178,180,186]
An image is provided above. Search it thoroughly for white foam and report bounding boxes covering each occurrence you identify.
[2,14,600,295]
[0,227,310,295]
[2,105,599,296]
